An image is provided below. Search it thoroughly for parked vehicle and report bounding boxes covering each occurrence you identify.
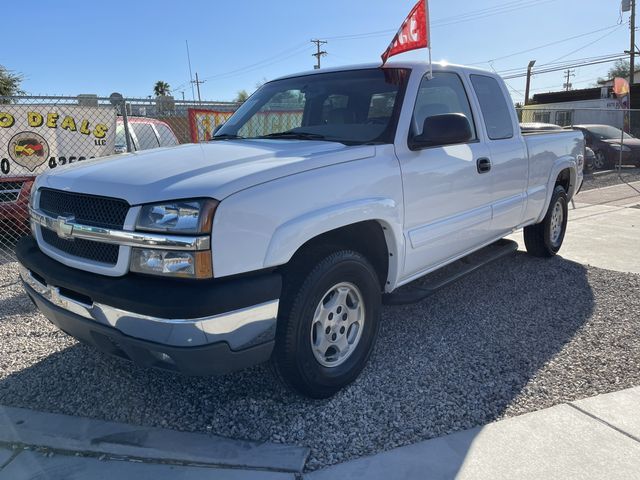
[0,176,34,236]
[567,124,640,170]
[17,62,584,398]
[114,117,179,153]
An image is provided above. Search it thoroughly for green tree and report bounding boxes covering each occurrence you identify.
[0,65,24,100]
[597,59,631,84]
[153,81,171,97]
[234,89,249,102]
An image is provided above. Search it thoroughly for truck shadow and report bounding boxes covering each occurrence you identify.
[0,252,602,472]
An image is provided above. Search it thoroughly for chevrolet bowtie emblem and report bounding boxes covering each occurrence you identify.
[55,216,75,240]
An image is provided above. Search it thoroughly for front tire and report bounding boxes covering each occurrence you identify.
[272,250,381,398]
[523,185,568,257]
[593,150,606,170]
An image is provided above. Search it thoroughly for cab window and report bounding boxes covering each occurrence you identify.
[412,72,476,141]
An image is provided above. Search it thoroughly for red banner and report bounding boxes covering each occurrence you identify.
[381,0,429,64]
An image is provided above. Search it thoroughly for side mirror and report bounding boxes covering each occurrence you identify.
[409,113,472,150]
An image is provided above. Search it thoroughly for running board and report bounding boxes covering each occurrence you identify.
[383,239,519,306]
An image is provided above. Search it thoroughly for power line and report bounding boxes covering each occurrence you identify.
[198,43,313,82]
[502,55,628,79]
[546,24,625,64]
[497,53,628,75]
[470,25,622,66]
[324,0,559,41]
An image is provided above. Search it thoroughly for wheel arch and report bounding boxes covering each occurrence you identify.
[536,160,577,223]
[264,198,403,291]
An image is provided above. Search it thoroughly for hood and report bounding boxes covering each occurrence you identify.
[37,140,376,205]
[603,138,640,149]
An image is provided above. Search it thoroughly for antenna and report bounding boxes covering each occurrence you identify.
[186,40,196,102]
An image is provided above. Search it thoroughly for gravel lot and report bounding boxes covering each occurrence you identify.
[581,167,640,191]
[1,252,639,470]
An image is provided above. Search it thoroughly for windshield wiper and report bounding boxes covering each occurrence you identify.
[211,133,244,141]
[258,131,328,141]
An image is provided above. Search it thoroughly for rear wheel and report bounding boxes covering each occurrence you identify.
[272,250,381,398]
[523,185,568,257]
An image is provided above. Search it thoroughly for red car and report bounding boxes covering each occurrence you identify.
[0,176,34,235]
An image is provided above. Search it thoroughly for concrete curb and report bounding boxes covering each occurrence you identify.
[0,405,309,473]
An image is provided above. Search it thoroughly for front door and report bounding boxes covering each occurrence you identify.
[395,71,494,282]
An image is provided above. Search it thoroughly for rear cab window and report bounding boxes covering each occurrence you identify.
[469,74,514,140]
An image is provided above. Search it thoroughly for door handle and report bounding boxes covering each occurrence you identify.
[477,157,492,174]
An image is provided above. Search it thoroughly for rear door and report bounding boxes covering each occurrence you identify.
[469,74,528,234]
[395,71,494,281]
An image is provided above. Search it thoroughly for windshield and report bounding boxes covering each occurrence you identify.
[585,125,634,140]
[213,68,410,145]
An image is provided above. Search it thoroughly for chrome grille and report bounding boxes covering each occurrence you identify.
[41,227,120,265]
[39,188,129,229]
[37,188,129,266]
[0,181,24,204]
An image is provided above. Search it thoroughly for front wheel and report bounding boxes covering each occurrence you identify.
[592,150,606,170]
[523,185,568,257]
[272,250,381,398]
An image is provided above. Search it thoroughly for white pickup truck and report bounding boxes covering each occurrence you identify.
[17,61,584,398]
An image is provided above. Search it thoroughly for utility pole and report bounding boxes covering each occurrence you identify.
[311,39,327,69]
[623,0,637,83]
[563,69,575,91]
[524,60,536,105]
[631,0,636,84]
[192,72,205,104]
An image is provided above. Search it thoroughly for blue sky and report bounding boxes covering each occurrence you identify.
[2,1,632,102]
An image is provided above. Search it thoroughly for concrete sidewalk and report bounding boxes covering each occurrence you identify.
[510,180,640,274]
[2,388,639,479]
[307,387,640,479]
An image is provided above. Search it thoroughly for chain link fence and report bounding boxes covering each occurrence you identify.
[3,99,640,283]
[0,95,239,276]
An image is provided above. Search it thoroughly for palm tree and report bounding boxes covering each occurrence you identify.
[153,81,171,97]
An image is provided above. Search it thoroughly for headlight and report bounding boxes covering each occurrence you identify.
[130,249,212,278]
[132,198,217,279]
[136,199,218,234]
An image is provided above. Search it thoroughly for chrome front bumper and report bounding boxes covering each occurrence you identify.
[20,266,279,350]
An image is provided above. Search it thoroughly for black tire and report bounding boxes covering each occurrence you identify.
[272,250,381,399]
[592,150,606,170]
[523,185,568,257]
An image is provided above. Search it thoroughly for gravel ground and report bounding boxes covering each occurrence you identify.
[581,167,640,191]
[1,253,639,471]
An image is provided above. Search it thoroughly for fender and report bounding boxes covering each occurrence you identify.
[264,197,404,289]
[535,156,577,224]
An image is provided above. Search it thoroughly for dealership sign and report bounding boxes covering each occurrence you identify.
[188,108,234,143]
[0,105,116,177]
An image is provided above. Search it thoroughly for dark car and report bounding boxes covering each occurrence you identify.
[567,124,640,170]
